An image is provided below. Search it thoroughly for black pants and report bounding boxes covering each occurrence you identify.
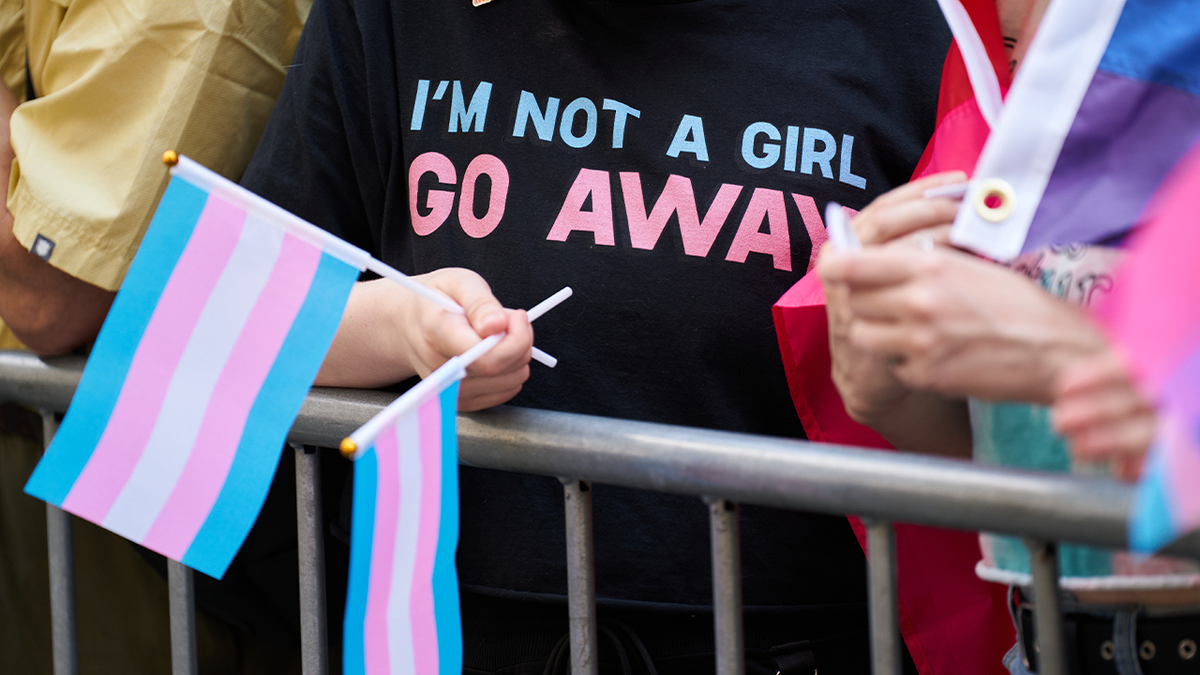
[460,591,919,675]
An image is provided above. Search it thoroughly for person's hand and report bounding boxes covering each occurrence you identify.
[820,245,1109,405]
[1052,348,1155,481]
[818,171,974,455]
[317,267,533,411]
[850,171,966,247]
[822,171,966,419]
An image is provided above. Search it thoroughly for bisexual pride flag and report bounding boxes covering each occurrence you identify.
[343,360,466,675]
[1093,142,1200,552]
[25,155,368,579]
[950,0,1200,261]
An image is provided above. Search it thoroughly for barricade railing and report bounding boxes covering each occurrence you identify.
[3,350,1198,675]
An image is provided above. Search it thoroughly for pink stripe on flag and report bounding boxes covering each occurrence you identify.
[140,235,323,558]
[62,197,246,520]
[410,395,443,675]
[366,430,401,675]
[1165,415,1200,526]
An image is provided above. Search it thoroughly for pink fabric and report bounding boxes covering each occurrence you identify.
[366,431,401,675]
[771,10,1014,672]
[62,197,246,521]
[410,396,443,675]
[140,235,323,558]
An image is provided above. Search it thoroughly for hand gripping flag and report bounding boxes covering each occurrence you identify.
[951,0,1200,261]
[773,3,1015,674]
[24,154,370,579]
[1091,141,1200,553]
[339,287,570,675]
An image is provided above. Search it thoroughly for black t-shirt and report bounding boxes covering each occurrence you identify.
[243,0,948,610]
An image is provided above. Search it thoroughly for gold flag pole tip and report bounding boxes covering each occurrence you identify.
[340,438,357,459]
[162,150,179,167]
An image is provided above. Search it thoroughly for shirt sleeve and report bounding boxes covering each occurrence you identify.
[7,0,312,292]
[240,0,384,257]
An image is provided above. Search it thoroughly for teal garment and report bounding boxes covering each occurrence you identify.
[971,400,1113,577]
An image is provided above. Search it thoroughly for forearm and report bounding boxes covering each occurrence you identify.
[847,387,973,458]
[315,279,420,388]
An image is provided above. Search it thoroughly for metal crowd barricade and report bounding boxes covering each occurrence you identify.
[4,350,1200,675]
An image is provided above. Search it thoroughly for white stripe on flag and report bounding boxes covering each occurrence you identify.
[386,413,421,675]
[949,0,1127,260]
[935,0,1004,128]
[103,213,287,542]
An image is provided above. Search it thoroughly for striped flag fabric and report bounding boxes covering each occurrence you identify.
[24,155,368,579]
[951,0,1200,261]
[1092,141,1200,552]
[343,362,465,675]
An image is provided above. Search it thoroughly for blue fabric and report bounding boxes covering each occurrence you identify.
[1101,0,1200,97]
[433,381,462,675]
[24,178,208,505]
[972,401,1113,577]
[1130,447,1176,553]
[183,252,358,577]
[343,448,378,675]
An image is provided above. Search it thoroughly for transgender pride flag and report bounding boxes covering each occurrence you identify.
[343,362,465,675]
[25,155,367,579]
[1093,142,1200,552]
[951,0,1200,261]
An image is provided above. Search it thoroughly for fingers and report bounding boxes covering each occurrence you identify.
[856,196,961,246]
[819,247,924,288]
[854,171,966,246]
[426,268,509,337]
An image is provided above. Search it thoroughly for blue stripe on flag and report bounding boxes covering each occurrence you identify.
[344,447,378,675]
[25,178,209,505]
[1130,446,1177,553]
[434,381,463,675]
[1101,0,1200,97]
[182,252,358,577]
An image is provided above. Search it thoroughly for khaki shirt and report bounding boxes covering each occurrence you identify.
[0,0,312,349]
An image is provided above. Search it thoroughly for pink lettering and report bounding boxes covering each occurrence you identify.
[458,154,509,238]
[620,173,743,257]
[793,195,859,272]
[547,168,615,246]
[725,188,791,271]
[408,152,457,236]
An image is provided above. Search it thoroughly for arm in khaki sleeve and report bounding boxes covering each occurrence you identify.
[0,83,113,356]
[2,0,309,355]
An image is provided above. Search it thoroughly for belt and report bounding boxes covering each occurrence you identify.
[0,403,42,441]
[1016,602,1200,674]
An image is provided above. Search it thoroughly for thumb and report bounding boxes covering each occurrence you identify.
[431,268,508,338]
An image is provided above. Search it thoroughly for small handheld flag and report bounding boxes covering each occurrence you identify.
[1092,142,1200,552]
[24,155,371,579]
[341,286,570,675]
[950,0,1200,261]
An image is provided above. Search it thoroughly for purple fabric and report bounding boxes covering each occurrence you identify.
[1023,69,1200,253]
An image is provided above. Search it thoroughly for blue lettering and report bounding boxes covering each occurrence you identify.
[513,90,560,141]
[800,128,836,178]
[602,99,640,149]
[449,80,493,133]
[741,122,781,170]
[839,134,867,189]
[784,125,800,172]
[667,115,709,162]
[560,97,598,149]
[411,79,431,131]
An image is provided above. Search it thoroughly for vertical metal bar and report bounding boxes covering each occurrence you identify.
[295,444,330,675]
[707,498,744,675]
[44,406,78,675]
[562,479,598,675]
[1027,540,1066,675]
[168,560,199,675]
[866,519,901,675]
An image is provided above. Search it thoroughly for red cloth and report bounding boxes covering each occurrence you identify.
[772,3,1016,673]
